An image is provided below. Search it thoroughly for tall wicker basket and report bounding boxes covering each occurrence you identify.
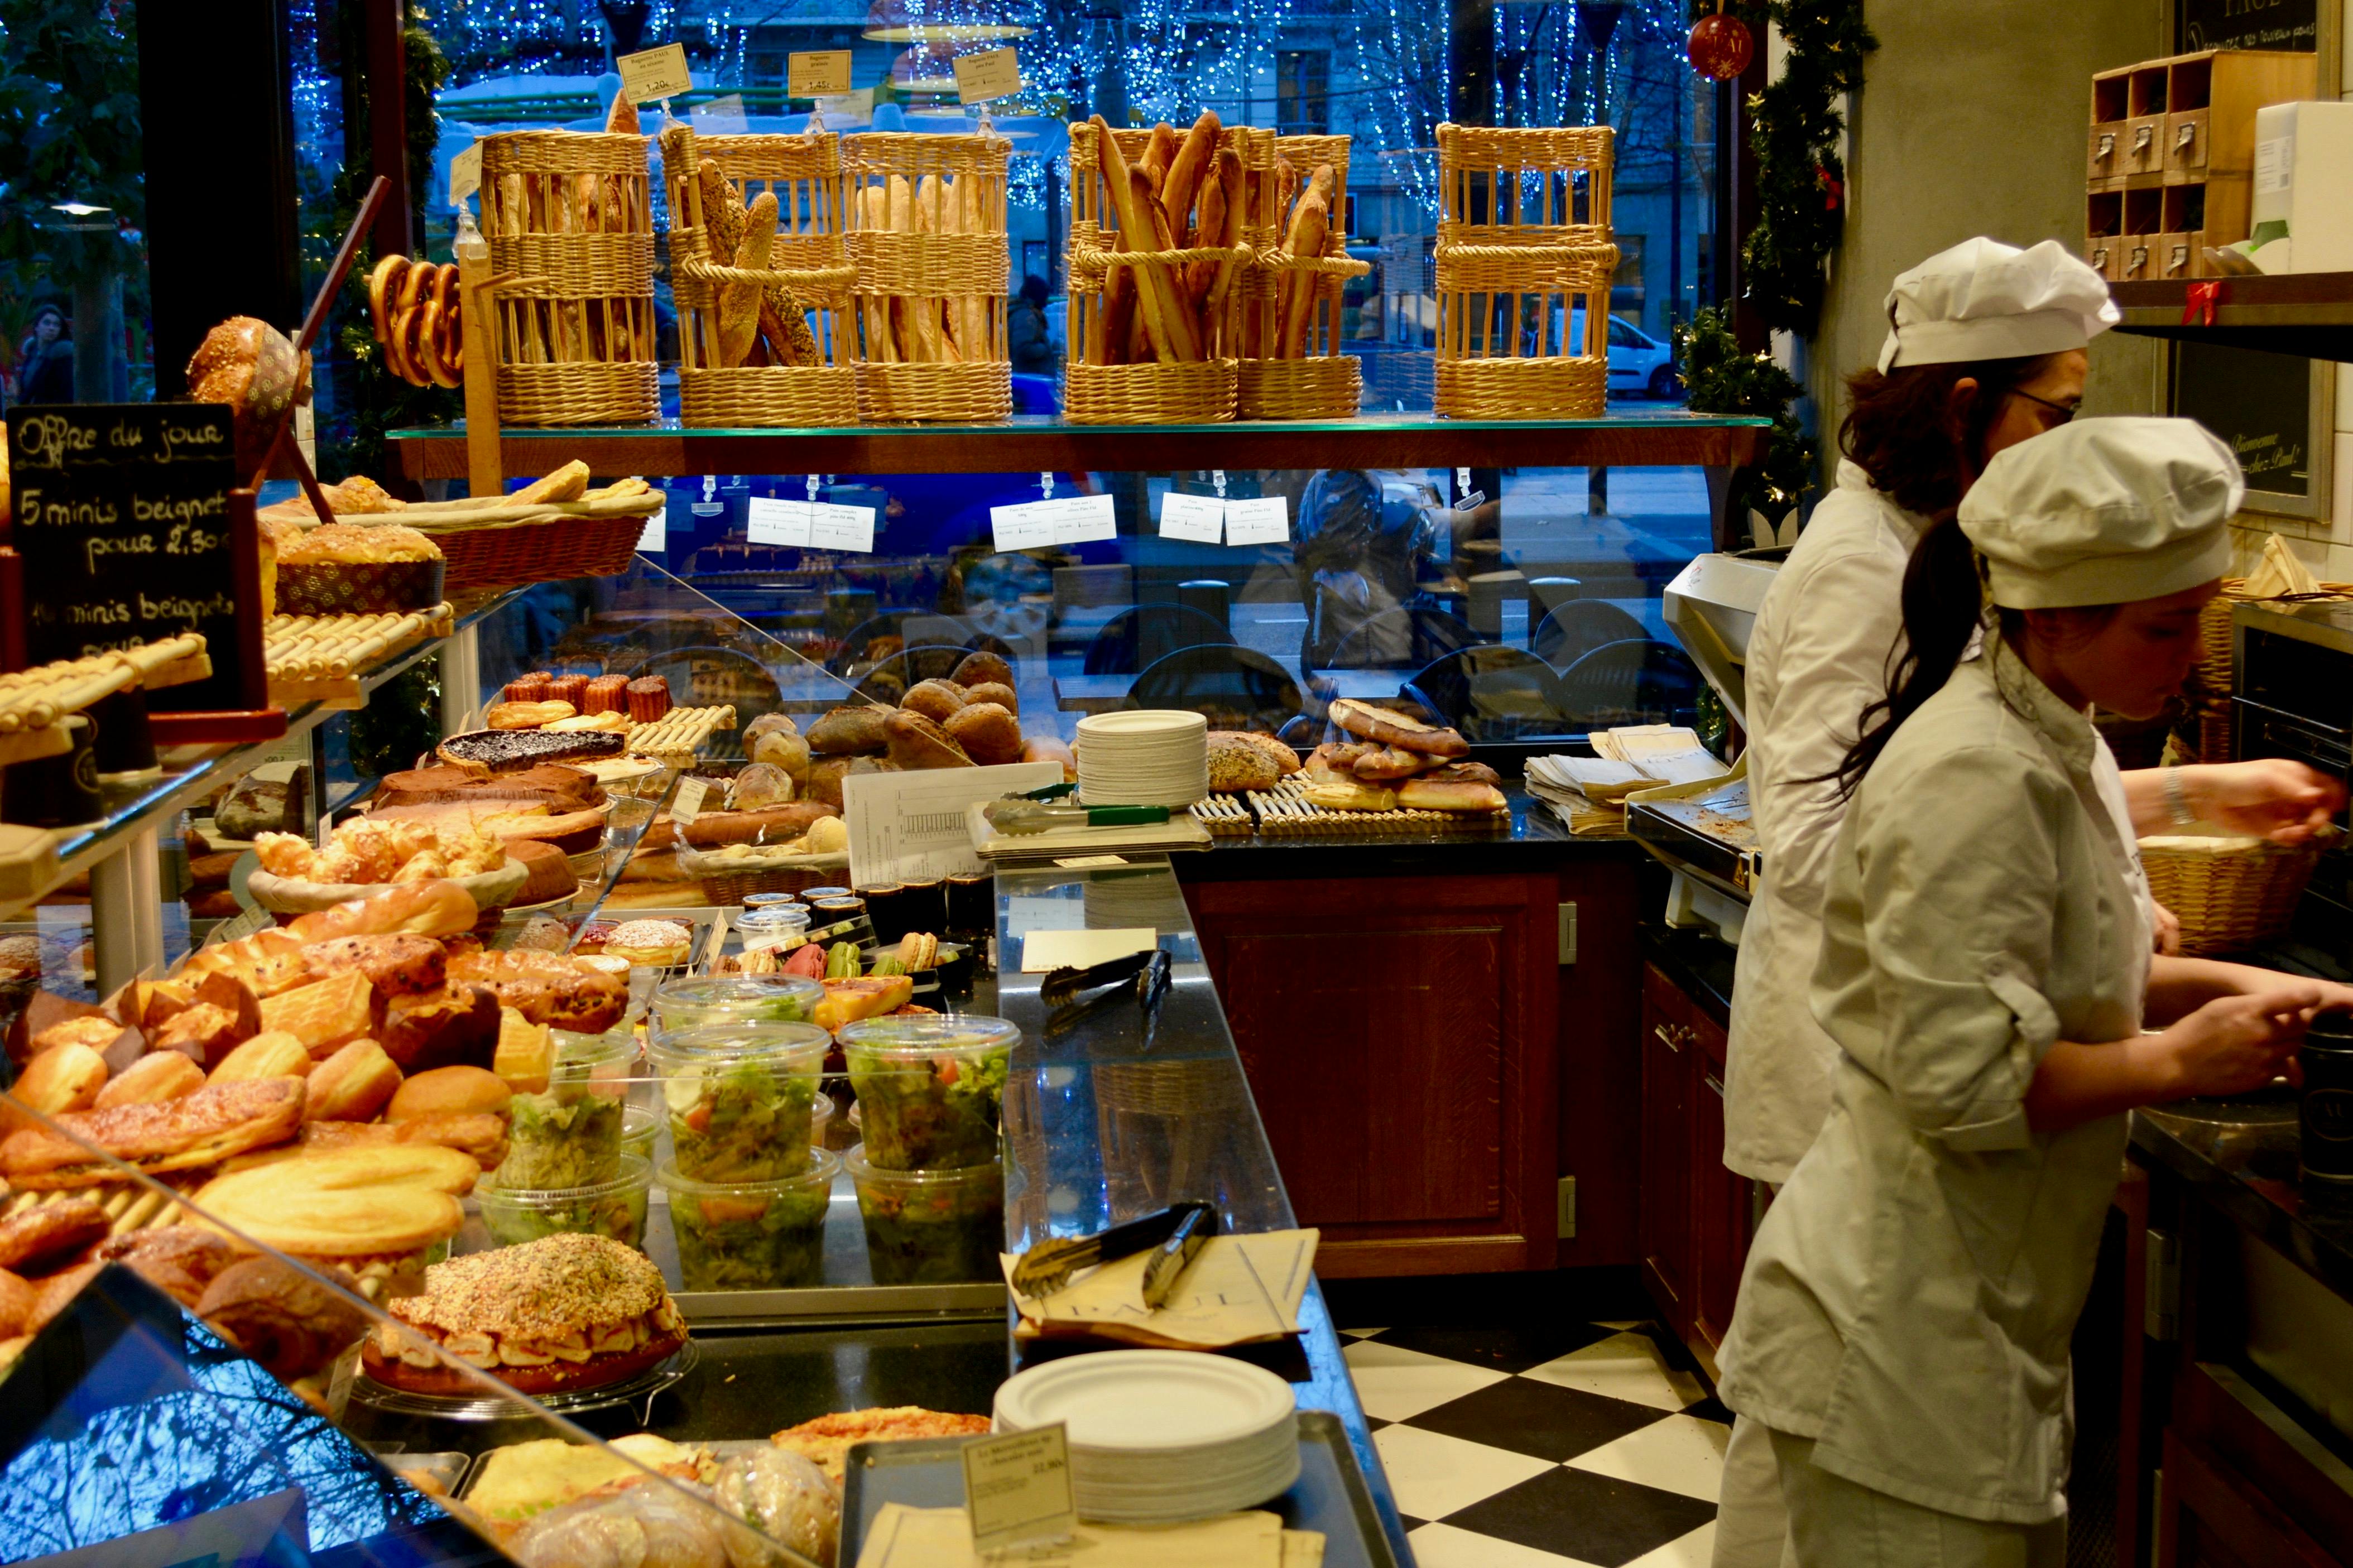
[1061,120,1256,425]
[480,129,660,425]
[662,125,858,427]
[2191,578,2353,759]
[1433,123,1617,420]
[842,131,1013,423]
[1237,133,1370,420]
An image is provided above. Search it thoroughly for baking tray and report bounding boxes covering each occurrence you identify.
[837,1411,1399,1568]
[1625,756,1756,895]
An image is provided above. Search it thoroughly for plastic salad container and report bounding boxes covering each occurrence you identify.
[650,975,824,1033]
[659,1150,839,1291]
[837,1014,1020,1171]
[621,1103,659,1166]
[497,1033,633,1190]
[649,1022,831,1183]
[478,1153,653,1249]
[845,1144,1005,1284]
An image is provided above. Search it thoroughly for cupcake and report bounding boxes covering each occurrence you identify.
[626,677,673,723]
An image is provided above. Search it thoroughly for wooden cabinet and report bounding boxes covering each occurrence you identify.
[1187,872,1562,1277]
[1639,961,1752,1365]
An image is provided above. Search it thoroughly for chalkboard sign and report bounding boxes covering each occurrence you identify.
[2178,0,2317,52]
[2170,339,2328,517]
[4,405,266,712]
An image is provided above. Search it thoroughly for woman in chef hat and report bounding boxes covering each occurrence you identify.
[1718,417,2348,1564]
[1713,239,2338,1567]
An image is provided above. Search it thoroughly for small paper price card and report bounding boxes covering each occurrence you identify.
[670,776,710,825]
[745,496,812,548]
[448,141,482,204]
[617,42,693,104]
[636,510,666,552]
[953,46,1022,104]
[789,50,854,97]
[806,501,876,553]
[961,1423,1074,1553]
[1224,494,1291,546]
[1158,489,1225,543]
[991,493,1115,552]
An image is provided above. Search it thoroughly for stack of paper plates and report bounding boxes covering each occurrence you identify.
[992,1350,1300,1524]
[1073,710,1210,809]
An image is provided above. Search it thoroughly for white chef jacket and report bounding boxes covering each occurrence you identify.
[1717,635,2152,1524]
[1724,461,1924,1184]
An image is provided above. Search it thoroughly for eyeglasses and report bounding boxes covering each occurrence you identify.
[2011,388,2079,425]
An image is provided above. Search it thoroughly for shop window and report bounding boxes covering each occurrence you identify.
[1278,50,1331,136]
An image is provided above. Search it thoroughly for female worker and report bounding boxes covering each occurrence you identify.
[1717,417,2346,1562]
[1713,239,2338,1567]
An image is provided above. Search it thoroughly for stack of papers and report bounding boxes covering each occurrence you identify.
[1527,727,1730,835]
[1002,1229,1318,1350]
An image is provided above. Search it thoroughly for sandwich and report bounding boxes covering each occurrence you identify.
[769,1407,992,1488]
[464,1434,712,1523]
[193,1144,474,1295]
[362,1233,686,1397]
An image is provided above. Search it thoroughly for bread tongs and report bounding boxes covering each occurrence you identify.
[1012,1201,1221,1302]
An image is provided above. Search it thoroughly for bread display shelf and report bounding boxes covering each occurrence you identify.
[1245,775,1510,836]
[266,605,455,709]
[0,1179,189,1239]
[626,705,738,759]
[0,636,213,768]
[1189,794,1256,837]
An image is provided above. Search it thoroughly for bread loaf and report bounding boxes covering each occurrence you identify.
[943,703,1022,766]
[719,193,781,367]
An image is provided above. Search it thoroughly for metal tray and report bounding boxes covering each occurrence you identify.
[349,1339,699,1425]
[838,1410,1399,1568]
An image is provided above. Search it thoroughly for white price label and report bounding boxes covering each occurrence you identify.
[961,1422,1074,1552]
[789,50,854,97]
[806,501,876,552]
[636,511,666,552]
[990,493,1115,552]
[671,776,710,825]
[1157,489,1225,543]
[617,42,693,104]
[1223,494,1290,546]
[953,46,1022,104]
[448,141,482,205]
[745,496,812,547]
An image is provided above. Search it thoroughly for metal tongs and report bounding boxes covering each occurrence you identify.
[1011,1200,1221,1302]
[984,782,1171,836]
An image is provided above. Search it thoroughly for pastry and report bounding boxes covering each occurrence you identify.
[0,1077,306,1189]
[299,1113,510,1172]
[943,702,1022,765]
[883,709,972,769]
[811,974,914,1031]
[544,711,631,734]
[508,839,578,906]
[362,1234,686,1397]
[386,1065,513,1123]
[712,1446,839,1566]
[436,728,627,776]
[196,1256,371,1382]
[505,672,555,704]
[30,1015,130,1057]
[96,1226,240,1309]
[377,983,502,1074]
[467,1434,712,1524]
[257,972,376,1057]
[445,950,628,1033]
[769,1407,992,1489]
[373,764,604,812]
[216,767,309,840]
[603,920,692,967]
[950,651,1015,690]
[510,916,572,954]
[582,674,630,715]
[0,1269,33,1339]
[4,1040,108,1126]
[625,676,671,722]
[493,1009,554,1095]
[548,675,590,709]
[305,1039,404,1122]
[900,679,967,725]
[93,1050,205,1108]
[1395,777,1509,813]
[0,1196,110,1272]
[487,700,577,730]
[273,523,444,616]
[207,1032,314,1084]
[253,933,448,1002]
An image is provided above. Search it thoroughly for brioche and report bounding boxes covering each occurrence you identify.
[93,1050,205,1108]
[387,1065,512,1122]
[207,1032,313,1084]
[305,1039,403,1122]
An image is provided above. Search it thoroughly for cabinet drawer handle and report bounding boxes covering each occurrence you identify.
[1654,1023,1683,1053]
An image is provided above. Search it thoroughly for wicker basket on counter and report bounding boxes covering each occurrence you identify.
[1433,122,1617,420]
[2140,827,2333,955]
[364,489,664,595]
[480,129,660,425]
[663,125,858,427]
[842,131,1013,422]
[1237,133,1368,420]
[1061,119,1255,425]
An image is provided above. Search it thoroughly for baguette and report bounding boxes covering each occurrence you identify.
[719,192,780,368]
[1277,165,1336,358]
[1093,117,1198,364]
[1352,744,1438,782]
[1161,113,1219,248]
[1303,781,1396,812]
[677,802,840,849]
[1199,149,1248,355]
[1327,698,1470,758]
[1128,167,1203,363]
[1395,778,1509,814]
[508,460,590,506]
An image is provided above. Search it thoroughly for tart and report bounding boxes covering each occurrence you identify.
[362,1232,686,1397]
[437,728,628,777]
[604,919,692,967]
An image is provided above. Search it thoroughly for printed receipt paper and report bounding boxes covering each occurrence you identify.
[855,1504,1323,1568]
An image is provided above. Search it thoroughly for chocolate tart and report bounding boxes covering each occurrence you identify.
[436,728,627,777]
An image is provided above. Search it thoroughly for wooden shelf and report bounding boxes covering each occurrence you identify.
[388,412,1775,481]
[2110,271,2353,359]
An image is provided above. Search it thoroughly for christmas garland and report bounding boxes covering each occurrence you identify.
[1697,1,1876,336]
[1675,304,1817,532]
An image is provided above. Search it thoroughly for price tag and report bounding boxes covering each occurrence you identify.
[636,511,666,552]
[671,776,710,825]
[789,49,854,97]
[1158,489,1225,543]
[960,1423,1074,1552]
[806,501,876,553]
[448,141,482,205]
[1224,494,1290,546]
[990,494,1115,552]
[617,42,693,105]
[745,496,813,547]
[953,46,1023,104]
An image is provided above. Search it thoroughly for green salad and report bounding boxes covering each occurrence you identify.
[846,1045,1011,1170]
[665,1062,816,1184]
[670,1182,831,1290]
[479,1156,650,1249]
[848,1154,1004,1285]
[500,1090,625,1190]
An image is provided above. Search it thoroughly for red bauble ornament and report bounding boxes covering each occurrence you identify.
[1688,12,1754,80]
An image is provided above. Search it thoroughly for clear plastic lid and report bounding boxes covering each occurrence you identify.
[833,1013,1020,1060]
[656,1146,839,1199]
[648,976,825,1033]
[646,1021,832,1073]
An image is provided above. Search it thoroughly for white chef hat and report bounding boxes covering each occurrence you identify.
[1876,237,2120,373]
[1959,417,2240,609]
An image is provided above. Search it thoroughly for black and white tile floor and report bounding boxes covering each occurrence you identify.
[1341,1318,1730,1567]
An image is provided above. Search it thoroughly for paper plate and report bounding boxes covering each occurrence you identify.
[992,1349,1295,1451]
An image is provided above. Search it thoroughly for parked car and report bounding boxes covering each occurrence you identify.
[1553,307,1682,399]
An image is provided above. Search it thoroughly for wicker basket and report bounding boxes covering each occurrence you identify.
[2191,578,2353,759]
[481,130,660,425]
[1433,123,1616,419]
[2140,829,2330,955]
[1060,120,1256,425]
[662,125,859,429]
[370,490,664,595]
[1237,133,1369,419]
[842,131,1012,422]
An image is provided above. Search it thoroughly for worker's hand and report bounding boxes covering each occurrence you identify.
[2154,985,2322,1100]
[2152,901,2182,955]
[2191,760,2343,844]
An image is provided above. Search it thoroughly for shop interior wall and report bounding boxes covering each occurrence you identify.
[1809,0,2170,435]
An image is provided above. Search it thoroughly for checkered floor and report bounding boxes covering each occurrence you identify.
[1341,1319,1730,1567]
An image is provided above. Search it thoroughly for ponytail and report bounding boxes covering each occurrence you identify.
[1826,513,1985,796]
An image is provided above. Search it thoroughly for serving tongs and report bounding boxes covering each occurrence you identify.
[1040,945,1164,1007]
[1011,1200,1221,1302]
